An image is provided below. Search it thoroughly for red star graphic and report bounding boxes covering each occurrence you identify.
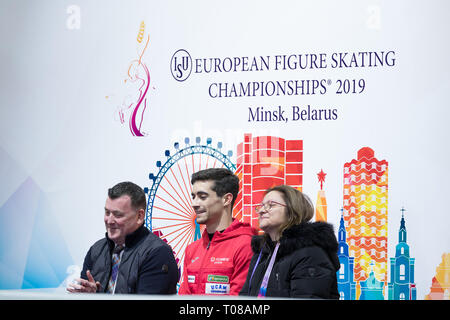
[317,169,327,190]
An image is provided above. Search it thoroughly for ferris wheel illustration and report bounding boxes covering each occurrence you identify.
[144,137,235,268]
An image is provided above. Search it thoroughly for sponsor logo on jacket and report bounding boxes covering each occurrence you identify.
[210,257,230,264]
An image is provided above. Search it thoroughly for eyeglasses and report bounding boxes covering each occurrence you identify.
[255,200,287,213]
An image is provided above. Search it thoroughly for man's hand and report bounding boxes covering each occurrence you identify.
[67,270,101,293]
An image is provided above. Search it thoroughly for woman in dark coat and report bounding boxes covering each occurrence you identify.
[239,185,340,299]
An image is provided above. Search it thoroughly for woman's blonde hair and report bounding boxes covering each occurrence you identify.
[265,184,314,236]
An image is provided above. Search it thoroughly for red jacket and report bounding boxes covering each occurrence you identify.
[178,219,257,295]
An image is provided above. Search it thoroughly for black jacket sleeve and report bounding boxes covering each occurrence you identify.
[80,246,93,281]
[289,246,338,299]
[136,245,179,294]
[239,253,257,296]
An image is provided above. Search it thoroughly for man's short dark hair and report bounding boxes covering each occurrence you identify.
[191,168,239,209]
[108,181,147,211]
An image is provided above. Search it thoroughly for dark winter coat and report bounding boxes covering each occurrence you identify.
[239,222,340,299]
[81,225,179,294]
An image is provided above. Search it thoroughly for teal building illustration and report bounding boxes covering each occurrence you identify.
[360,261,385,299]
[388,208,416,300]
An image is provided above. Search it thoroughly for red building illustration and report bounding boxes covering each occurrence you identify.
[233,134,303,231]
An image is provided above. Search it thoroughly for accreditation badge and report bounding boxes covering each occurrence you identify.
[205,274,230,294]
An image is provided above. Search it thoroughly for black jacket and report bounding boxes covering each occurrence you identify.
[81,225,179,294]
[239,222,340,299]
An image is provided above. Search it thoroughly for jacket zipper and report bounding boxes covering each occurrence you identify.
[197,238,212,293]
[276,272,280,290]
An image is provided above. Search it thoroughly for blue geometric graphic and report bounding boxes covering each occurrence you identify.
[0,177,73,289]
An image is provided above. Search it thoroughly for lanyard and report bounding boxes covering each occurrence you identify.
[258,242,280,297]
[248,242,280,297]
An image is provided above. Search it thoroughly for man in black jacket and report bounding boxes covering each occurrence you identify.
[67,181,178,294]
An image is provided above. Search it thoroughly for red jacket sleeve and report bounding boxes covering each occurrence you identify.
[229,239,254,295]
[177,245,191,295]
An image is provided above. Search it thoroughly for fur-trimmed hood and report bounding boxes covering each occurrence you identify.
[251,221,340,271]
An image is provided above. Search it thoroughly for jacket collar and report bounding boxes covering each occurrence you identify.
[201,218,257,246]
[251,221,339,258]
[106,224,149,251]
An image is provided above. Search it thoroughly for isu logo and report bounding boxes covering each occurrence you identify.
[170,49,192,81]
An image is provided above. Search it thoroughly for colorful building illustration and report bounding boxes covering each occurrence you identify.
[388,208,416,300]
[337,211,357,300]
[343,147,388,299]
[425,253,450,300]
[233,134,303,230]
[315,169,327,222]
[360,262,385,300]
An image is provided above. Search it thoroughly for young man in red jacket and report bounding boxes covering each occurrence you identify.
[178,168,257,295]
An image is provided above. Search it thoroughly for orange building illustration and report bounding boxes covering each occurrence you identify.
[343,147,388,298]
[425,253,450,300]
[233,134,303,230]
[315,169,327,222]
